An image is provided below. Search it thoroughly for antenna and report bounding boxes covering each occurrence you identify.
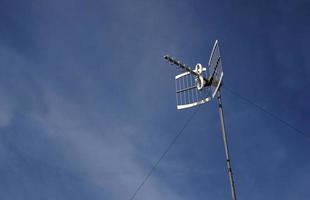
[164,40,237,200]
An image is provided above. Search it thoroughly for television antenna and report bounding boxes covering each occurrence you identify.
[164,40,237,200]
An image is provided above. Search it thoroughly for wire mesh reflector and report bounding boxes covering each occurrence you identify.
[175,70,211,110]
[208,40,224,98]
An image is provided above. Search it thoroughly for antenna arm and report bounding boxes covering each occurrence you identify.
[163,55,197,76]
[164,54,212,88]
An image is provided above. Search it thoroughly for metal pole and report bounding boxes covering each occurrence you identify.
[217,89,237,200]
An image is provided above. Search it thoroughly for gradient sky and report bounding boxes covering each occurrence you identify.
[0,0,309,199]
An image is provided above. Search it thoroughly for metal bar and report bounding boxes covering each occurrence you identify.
[175,80,179,105]
[186,75,190,103]
[182,76,186,104]
[176,85,197,94]
[164,55,197,76]
[179,79,183,105]
[164,55,210,85]
[216,89,237,200]
[195,83,198,102]
[191,76,194,103]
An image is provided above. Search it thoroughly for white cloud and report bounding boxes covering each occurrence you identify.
[32,86,184,200]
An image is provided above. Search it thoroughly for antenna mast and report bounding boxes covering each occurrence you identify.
[164,40,237,200]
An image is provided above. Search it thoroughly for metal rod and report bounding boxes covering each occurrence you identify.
[176,85,196,94]
[164,55,197,76]
[163,55,210,85]
[216,89,237,200]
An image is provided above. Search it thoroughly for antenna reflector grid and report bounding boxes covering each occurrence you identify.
[175,70,211,110]
[208,40,224,98]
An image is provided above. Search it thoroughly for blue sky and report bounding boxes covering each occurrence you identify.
[0,0,309,199]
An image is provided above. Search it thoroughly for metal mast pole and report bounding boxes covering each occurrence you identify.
[216,89,237,200]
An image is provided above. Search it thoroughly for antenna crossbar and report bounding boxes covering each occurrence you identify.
[176,85,197,94]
